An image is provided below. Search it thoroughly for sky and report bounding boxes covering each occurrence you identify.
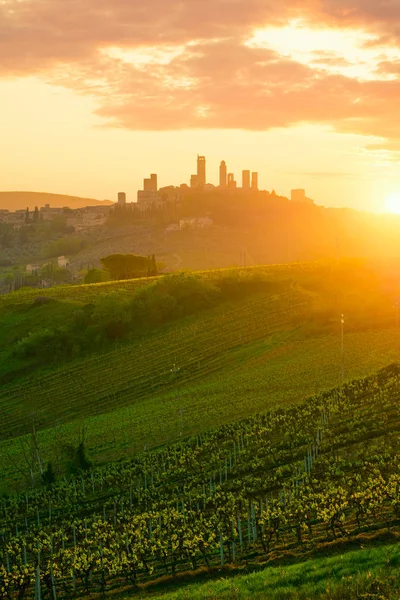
[1,0,400,212]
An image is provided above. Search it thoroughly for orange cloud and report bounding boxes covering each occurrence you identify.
[1,0,400,151]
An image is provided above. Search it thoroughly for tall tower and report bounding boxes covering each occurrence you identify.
[242,170,250,189]
[219,161,227,187]
[197,155,206,186]
[150,174,158,191]
[117,192,126,206]
[251,172,258,191]
[227,173,237,189]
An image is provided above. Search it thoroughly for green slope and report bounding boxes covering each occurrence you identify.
[2,364,400,598]
[1,260,399,491]
[130,541,400,600]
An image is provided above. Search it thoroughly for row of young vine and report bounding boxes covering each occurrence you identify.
[1,364,400,598]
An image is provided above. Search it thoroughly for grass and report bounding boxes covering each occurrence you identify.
[0,298,83,381]
[1,259,400,492]
[0,274,155,307]
[2,260,400,598]
[0,262,321,308]
[129,540,400,599]
[0,321,398,491]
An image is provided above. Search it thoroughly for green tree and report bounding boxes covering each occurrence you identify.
[101,253,153,280]
[69,441,92,474]
[1,230,13,248]
[42,462,56,487]
[18,227,29,245]
[52,266,72,284]
[84,268,110,284]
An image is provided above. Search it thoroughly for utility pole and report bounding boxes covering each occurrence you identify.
[171,363,183,435]
[341,313,345,385]
[394,301,399,354]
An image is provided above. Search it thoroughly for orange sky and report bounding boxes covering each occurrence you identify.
[0,0,400,212]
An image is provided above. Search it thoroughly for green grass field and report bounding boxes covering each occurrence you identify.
[2,261,400,599]
[127,538,400,599]
[1,261,399,492]
[0,263,319,308]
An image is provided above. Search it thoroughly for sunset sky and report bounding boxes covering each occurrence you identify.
[1,0,400,212]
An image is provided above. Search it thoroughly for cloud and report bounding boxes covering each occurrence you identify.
[1,0,400,147]
[309,0,400,37]
[375,59,400,74]
[51,41,400,142]
[311,55,353,67]
[0,0,287,73]
[364,140,400,152]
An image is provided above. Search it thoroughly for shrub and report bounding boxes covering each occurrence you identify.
[13,327,72,360]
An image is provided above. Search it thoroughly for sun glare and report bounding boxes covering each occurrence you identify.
[385,193,400,214]
[245,21,400,81]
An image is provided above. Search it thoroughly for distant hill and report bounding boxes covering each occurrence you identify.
[0,191,114,211]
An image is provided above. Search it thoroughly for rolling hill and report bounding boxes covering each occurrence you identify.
[1,260,400,598]
[0,191,114,211]
[0,259,399,488]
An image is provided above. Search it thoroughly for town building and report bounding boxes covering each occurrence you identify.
[227,173,237,189]
[219,161,227,187]
[197,155,206,186]
[251,172,258,191]
[242,170,251,189]
[40,204,65,221]
[291,189,314,204]
[137,174,163,209]
[190,174,199,188]
[137,190,163,209]
[164,223,180,233]
[117,192,126,206]
[190,155,206,188]
[179,217,213,229]
[57,256,69,268]
[291,189,306,202]
[143,174,158,192]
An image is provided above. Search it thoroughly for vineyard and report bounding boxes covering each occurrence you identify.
[1,288,399,491]
[0,288,308,438]
[1,365,400,598]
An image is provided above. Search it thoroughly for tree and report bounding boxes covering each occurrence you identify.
[52,266,72,284]
[18,227,29,244]
[84,268,110,284]
[42,462,56,487]
[101,253,154,280]
[150,254,158,276]
[68,440,92,474]
[1,230,13,248]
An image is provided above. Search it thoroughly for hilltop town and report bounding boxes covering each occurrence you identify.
[0,155,314,231]
[3,154,399,295]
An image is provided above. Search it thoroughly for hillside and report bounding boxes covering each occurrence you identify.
[1,364,400,598]
[2,261,400,598]
[1,259,400,491]
[0,191,114,210]
[132,542,400,599]
[66,203,400,275]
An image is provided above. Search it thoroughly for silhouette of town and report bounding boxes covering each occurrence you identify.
[131,155,314,212]
[0,155,314,234]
